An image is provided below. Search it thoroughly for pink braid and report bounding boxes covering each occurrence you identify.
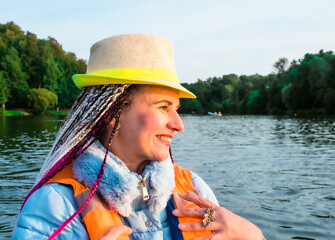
[46,90,127,239]
[47,138,110,240]
[20,137,93,210]
[169,146,174,164]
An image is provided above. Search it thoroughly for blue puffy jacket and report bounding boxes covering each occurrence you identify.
[13,173,217,239]
[13,140,218,240]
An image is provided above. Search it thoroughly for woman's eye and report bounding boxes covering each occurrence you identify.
[159,106,168,111]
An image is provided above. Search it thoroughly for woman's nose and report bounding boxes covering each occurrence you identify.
[167,111,184,132]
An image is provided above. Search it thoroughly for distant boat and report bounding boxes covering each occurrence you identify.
[207,112,222,116]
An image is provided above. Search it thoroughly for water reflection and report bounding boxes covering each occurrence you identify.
[0,115,334,239]
[0,116,63,239]
[172,115,335,240]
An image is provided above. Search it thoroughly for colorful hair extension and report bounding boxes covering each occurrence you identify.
[19,85,132,239]
[47,109,122,240]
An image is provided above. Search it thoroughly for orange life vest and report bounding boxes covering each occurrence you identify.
[47,163,212,240]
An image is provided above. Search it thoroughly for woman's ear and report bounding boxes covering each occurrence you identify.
[99,118,117,148]
[109,118,116,129]
[109,118,121,135]
[123,100,130,108]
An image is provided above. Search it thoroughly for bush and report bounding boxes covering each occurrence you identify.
[184,99,203,113]
[27,88,58,114]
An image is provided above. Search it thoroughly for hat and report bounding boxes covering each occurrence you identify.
[73,34,196,99]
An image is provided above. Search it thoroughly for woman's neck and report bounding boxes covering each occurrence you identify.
[99,133,148,175]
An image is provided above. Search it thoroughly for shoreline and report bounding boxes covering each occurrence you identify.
[0,109,69,116]
[1,109,334,118]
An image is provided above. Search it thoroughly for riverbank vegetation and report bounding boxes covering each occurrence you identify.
[0,22,85,115]
[1,22,334,116]
[180,51,335,115]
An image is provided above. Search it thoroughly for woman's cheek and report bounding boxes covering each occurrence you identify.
[140,112,160,129]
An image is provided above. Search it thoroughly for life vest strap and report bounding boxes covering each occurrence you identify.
[46,163,212,240]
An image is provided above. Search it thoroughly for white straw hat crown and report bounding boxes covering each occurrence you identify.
[73,34,195,98]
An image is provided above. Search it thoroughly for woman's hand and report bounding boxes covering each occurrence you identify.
[98,225,132,240]
[172,192,263,240]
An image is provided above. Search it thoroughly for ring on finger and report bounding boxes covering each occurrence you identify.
[202,206,214,227]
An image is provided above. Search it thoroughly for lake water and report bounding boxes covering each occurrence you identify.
[0,115,334,239]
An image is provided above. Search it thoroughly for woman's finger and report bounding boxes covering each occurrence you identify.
[179,192,216,208]
[172,207,207,218]
[99,225,132,240]
[178,221,221,232]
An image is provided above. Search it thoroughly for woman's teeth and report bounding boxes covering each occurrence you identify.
[157,135,171,143]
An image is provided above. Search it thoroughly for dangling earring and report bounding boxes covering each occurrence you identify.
[113,126,120,136]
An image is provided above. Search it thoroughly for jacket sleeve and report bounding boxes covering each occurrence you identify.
[191,171,219,205]
[12,183,89,240]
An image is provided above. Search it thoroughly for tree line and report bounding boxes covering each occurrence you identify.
[180,51,335,115]
[0,22,86,113]
[1,22,334,115]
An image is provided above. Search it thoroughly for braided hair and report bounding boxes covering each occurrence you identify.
[22,84,133,210]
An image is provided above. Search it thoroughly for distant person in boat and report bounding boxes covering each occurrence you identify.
[13,34,264,240]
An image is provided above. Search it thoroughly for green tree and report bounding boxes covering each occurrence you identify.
[282,51,334,112]
[266,74,286,114]
[0,22,86,110]
[0,34,6,57]
[273,58,288,74]
[1,46,28,107]
[184,99,202,113]
[27,88,58,114]
[43,57,61,92]
[324,88,335,114]
[231,87,241,113]
[21,32,41,88]
[0,71,11,109]
[247,90,260,114]
[222,74,239,85]
[235,75,254,114]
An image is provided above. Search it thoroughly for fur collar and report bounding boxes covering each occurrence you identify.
[73,140,175,217]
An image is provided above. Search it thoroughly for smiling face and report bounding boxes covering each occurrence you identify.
[109,85,184,171]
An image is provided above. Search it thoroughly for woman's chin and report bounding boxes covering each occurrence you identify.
[153,153,170,162]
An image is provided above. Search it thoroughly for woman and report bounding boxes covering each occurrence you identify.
[13,34,264,240]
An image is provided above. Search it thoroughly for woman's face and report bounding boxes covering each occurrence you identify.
[110,85,184,167]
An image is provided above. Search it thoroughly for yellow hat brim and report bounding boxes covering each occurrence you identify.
[72,68,196,99]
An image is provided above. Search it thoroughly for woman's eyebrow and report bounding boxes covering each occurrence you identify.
[153,100,173,105]
[153,100,180,109]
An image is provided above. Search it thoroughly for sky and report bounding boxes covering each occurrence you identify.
[1,0,335,83]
